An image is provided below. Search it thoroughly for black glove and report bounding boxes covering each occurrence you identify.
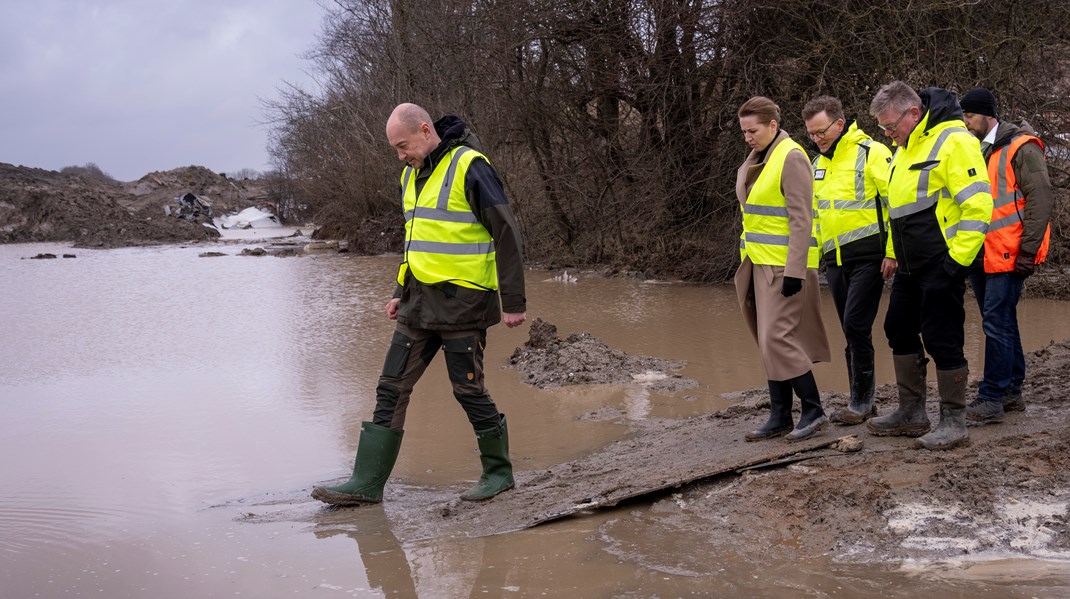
[942,255,968,280]
[781,276,803,297]
[1014,252,1036,278]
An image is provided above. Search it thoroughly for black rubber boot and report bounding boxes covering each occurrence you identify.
[786,370,828,442]
[745,380,794,441]
[867,353,931,437]
[917,367,970,450]
[311,422,403,506]
[831,350,877,425]
[460,414,515,501]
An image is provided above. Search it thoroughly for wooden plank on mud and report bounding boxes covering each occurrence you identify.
[387,412,858,541]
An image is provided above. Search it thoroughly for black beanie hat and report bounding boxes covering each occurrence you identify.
[959,87,997,118]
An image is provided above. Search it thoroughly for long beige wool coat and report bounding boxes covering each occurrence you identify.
[733,129,831,381]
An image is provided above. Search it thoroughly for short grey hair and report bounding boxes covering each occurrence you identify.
[869,81,922,118]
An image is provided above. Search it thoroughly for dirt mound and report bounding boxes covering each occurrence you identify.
[0,162,277,248]
[122,166,270,218]
[508,317,697,393]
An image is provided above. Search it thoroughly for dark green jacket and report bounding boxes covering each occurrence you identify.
[394,116,526,331]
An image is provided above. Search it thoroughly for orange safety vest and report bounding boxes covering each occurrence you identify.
[984,135,1051,273]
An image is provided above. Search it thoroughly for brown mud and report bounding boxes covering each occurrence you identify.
[0,163,272,248]
[241,323,1070,567]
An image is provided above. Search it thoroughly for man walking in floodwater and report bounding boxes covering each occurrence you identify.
[311,103,527,505]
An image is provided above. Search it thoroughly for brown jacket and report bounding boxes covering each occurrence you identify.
[733,129,830,380]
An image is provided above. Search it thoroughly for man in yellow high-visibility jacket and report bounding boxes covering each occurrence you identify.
[803,95,896,425]
[865,82,993,451]
[312,103,527,506]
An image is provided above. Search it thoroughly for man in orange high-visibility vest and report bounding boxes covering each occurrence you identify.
[960,87,1054,424]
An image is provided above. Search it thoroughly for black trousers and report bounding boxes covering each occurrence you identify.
[826,259,884,356]
[883,260,968,370]
[371,322,500,432]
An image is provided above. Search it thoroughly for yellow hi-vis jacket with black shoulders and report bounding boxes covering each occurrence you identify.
[812,122,895,266]
[396,146,498,290]
[886,114,992,273]
[740,136,820,269]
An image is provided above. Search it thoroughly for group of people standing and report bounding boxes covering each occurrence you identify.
[310,82,1053,508]
[735,82,1053,450]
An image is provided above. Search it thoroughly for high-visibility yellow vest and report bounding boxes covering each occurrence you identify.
[887,116,992,267]
[812,123,895,265]
[740,137,819,268]
[984,134,1050,273]
[396,146,498,290]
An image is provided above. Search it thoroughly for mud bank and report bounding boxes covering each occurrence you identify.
[249,329,1070,570]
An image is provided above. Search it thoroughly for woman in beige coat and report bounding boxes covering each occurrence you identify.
[734,96,831,442]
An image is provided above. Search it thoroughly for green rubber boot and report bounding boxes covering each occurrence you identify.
[311,422,403,506]
[460,414,515,502]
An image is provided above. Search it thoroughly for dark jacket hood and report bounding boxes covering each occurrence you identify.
[920,87,963,131]
[434,115,467,143]
[428,115,485,167]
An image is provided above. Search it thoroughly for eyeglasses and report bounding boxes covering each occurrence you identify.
[878,108,911,133]
[807,119,842,140]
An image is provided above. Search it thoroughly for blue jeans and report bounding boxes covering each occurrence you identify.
[968,271,1026,401]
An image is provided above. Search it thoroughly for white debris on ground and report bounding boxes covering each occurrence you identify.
[215,206,280,230]
[884,496,1070,560]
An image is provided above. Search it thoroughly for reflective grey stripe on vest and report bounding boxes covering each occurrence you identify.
[953,181,990,206]
[817,198,878,210]
[401,167,413,210]
[992,148,1020,209]
[406,240,496,255]
[821,222,882,254]
[742,204,789,217]
[742,232,818,247]
[889,127,966,219]
[435,146,472,209]
[854,142,868,202]
[404,206,480,224]
[989,212,1023,231]
[943,219,989,239]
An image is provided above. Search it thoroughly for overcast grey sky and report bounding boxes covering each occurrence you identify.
[0,0,323,181]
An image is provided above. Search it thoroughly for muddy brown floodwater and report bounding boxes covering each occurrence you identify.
[2,242,1069,598]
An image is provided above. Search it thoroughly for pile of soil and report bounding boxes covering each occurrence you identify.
[0,162,271,248]
[508,317,698,394]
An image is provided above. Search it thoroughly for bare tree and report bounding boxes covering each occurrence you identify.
[266,0,1070,282]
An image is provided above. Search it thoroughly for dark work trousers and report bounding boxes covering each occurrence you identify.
[372,322,501,432]
[826,259,884,356]
[883,259,968,370]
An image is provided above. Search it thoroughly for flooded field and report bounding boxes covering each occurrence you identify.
[2,240,1069,597]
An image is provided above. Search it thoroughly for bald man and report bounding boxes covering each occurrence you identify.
[312,104,526,506]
